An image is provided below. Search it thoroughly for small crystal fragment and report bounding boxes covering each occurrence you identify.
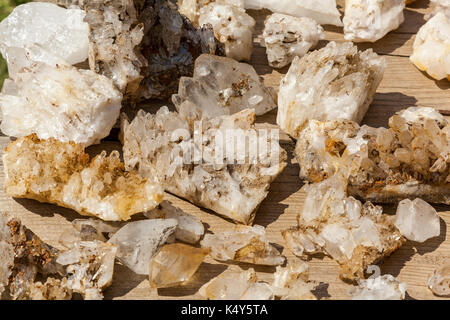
[108,219,178,275]
[59,219,121,249]
[427,0,450,19]
[350,274,407,300]
[343,0,405,43]
[3,135,163,221]
[148,243,209,288]
[172,54,277,118]
[262,13,324,69]
[428,264,450,297]
[200,225,285,266]
[272,260,317,300]
[178,0,245,26]
[26,278,72,300]
[277,41,385,138]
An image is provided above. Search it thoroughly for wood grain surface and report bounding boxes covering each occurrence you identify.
[0,0,449,300]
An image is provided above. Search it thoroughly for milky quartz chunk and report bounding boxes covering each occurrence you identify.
[178,0,245,26]
[427,0,450,19]
[0,2,89,79]
[295,107,450,204]
[0,63,122,146]
[3,135,163,221]
[410,13,450,81]
[262,14,324,69]
[350,274,407,300]
[394,198,440,242]
[200,225,285,266]
[343,0,405,42]
[199,3,255,61]
[148,243,209,288]
[272,260,317,300]
[172,54,277,118]
[277,41,385,138]
[428,264,450,297]
[245,0,343,26]
[108,219,178,275]
[121,107,287,225]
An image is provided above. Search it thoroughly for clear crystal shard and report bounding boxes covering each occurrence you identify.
[350,274,407,300]
[272,260,317,300]
[428,264,450,297]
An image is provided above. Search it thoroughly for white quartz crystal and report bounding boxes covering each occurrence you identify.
[199,3,255,61]
[262,14,324,68]
[0,63,122,146]
[108,219,178,275]
[0,2,89,79]
[277,41,385,138]
[410,12,450,81]
[178,0,245,26]
[343,0,405,42]
[428,264,450,297]
[394,198,441,243]
[427,0,450,19]
[272,260,317,300]
[350,274,407,300]
[172,54,277,118]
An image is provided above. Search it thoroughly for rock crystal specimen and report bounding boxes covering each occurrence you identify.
[343,0,405,42]
[262,14,324,69]
[178,0,245,26]
[427,0,450,19]
[148,243,209,288]
[271,260,317,300]
[0,2,89,79]
[200,225,285,266]
[121,107,287,224]
[428,264,450,297]
[295,107,450,204]
[350,274,407,300]
[3,135,163,221]
[172,54,277,118]
[199,3,255,61]
[244,0,343,26]
[277,41,385,139]
[108,219,178,275]
[410,12,450,81]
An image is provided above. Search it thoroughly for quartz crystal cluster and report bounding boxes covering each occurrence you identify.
[410,12,450,81]
[277,41,386,138]
[2,135,163,221]
[350,274,407,300]
[121,107,287,224]
[172,54,277,118]
[178,0,245,26]
[428,264,450,297]
[262,14,324,69]
[271,260,317,300]
[295,107,450,204]
[343,0,405,43]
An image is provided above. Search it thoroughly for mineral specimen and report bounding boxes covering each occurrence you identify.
[277,41,385,139]
[428,264,450,297]
[108,219,178,275]
[0,63,122,146]
[145,201,205,244]
[427,0,450,19]
[271,260,317,300]
[59,219,121,249]
[0,2,89,79]
[178,0,245,26]
[244,0,343,26]
[295,107,450,204]
[262,14,324,69]
[343,0,405,43]
[394,198,441,243]
[148,243,209,288]
[200,225,285,266]
[199,3,255,61]
[350,274,407,300]
[121,107,287,225]
[172,54,277,118]
[3,135,163,221]
[410,12,450,81]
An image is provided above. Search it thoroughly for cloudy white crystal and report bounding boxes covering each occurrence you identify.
[428,264,450,297]
[350,274,407,300]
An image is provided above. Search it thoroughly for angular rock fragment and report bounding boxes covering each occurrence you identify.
[277,41,385,138]
[26,278,72,300]
[122,107,287,224]
[199,3,255,61]
[427,0,450,19]
[350,274,407,300]
[3,135,163,221]
[178,0,245,26]
[428,264,450,297]
[410,12,450,81]
[0,63,122,146]
[295,107,450,204]
[172,54,277,118]
[145,201,204,244]
[343,0,405,43]
[59,219,121,249]
[148,243,209,288]
[0,2,89,79]
[262,14,324,69]
[200,225,285,266]
[244,0,343,26]
[394,198,441,243]
[271,260,317,300]
[108,219,178,275]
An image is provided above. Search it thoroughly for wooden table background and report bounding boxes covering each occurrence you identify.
[0,0,449,300]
